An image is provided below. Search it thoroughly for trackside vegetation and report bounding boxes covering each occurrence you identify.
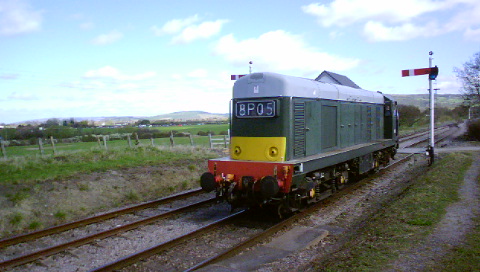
[313,152,476,271]
[0,146,220,237]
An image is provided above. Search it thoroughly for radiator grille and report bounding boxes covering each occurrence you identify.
[293,102,306,158]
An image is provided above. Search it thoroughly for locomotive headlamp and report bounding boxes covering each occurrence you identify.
[269,147,278,157]
[234,146,242,155]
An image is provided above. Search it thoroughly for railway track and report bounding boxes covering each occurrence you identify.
[93,153,417,272]
[399,126,451,148]
[0,127,455,271]
[0,188,216,270]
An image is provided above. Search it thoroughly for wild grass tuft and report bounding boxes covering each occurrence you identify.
[125,190,140,201]
[28,221,42,230]
[9,212,23,226]
[54,210,67,221]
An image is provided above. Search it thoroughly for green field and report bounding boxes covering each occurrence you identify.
[151,123,229,134]
[2,135,226,158]
[1,124,229,158]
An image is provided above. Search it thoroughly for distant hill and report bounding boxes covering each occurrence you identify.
[388,94,464,109]
[148,111,228,121]
[12,111,228,126]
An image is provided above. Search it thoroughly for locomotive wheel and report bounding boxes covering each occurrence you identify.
[277,203,291,219]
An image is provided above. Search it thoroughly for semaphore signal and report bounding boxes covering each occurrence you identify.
[401,66,439,79]
[401,51,439,165]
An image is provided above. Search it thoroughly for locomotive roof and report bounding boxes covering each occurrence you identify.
[233,72,385,104]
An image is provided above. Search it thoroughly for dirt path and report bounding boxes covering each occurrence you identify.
[387,153,480,271]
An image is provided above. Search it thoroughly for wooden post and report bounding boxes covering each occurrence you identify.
[1,140,6,159]
[50,136,57,155]
[102,135,108,150]
[169,131,174,147]
[134,133,140,146]
[189,133,194,146]
[96,136,102,147]
[151,137,155,147]
[209,133,213,149]
[38,138,44,155]
[127,134,132,148]
[223,135,228,148]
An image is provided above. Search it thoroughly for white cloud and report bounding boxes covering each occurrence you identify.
[303,0,480,42]
[91,30,123,45]
[302,0,451,27]
[188,69,208,78]
[84,66,156,81]
[8,92,38,100]
[464,27,480,41]
[0,0,42,36]
[151,14,200,35]
[172,19,228,44]
[363,21,441,42]
[80,22,94,30]
[214,30,360,75]
[152,15,228,43]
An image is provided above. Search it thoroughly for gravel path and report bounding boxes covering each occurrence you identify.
[387,153,480,271]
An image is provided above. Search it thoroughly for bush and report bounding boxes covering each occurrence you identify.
[467,119,480,141]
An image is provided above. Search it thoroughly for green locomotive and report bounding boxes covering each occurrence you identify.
[201,72,398,214]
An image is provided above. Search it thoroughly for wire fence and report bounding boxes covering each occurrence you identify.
[0,133,230,160]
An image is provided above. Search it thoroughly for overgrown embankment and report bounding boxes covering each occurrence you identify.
[0,146,219,238]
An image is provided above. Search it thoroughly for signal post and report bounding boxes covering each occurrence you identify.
[402,51,439,165]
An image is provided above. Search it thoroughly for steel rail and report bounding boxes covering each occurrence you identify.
[90,210,247,272]
[0,188,203,248]
[400,127,450,147]
[185,154,415,271]
[0,196,216,270]
[402,126,456,148]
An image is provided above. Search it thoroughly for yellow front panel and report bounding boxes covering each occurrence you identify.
[230,137,287,162]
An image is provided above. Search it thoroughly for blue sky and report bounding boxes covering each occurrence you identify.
[1,0,479,124]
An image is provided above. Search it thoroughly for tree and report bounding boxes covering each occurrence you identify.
[397,105,422,127]
[454,50,480,105]
[137,119,151,126]
[43,118,61,128]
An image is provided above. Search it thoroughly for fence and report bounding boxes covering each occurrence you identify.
[0,132,230,159]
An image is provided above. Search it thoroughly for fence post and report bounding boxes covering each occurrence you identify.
[50,136,57,155]
[223,135,228,148]
[102,135,108,150]
[170,131,175,147]
[151,137,155,147]
[189,133,194,146]
[96,136,102,148]
[134,133,140,146]
[38,138,44,155]
[127,134,132,148]
[1,140,6,159]
[209,133,213,149]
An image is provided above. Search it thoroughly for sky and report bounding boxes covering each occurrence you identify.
[1,0,479,124]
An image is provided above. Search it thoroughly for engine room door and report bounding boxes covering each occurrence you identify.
[305,101,321,156]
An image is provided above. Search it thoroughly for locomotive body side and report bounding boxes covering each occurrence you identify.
[201,72,398,212]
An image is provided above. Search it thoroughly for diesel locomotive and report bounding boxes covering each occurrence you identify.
[200,72,399,215]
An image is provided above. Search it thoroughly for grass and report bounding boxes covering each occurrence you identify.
[0,145,219,237]
[9,212,23,225]
[315,153,474,271]
[0,145,218,185]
